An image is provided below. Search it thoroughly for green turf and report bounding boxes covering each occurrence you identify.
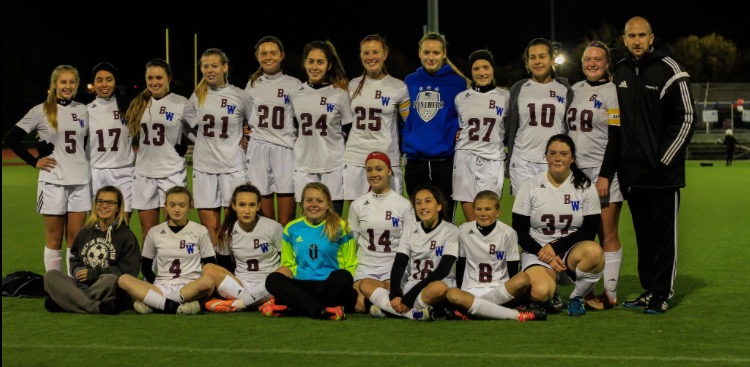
[3,162,750,366]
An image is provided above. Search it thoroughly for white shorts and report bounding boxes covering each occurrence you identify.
[452,150,505,202]
[132,168,187,210]
[343,163,404,200]
[36,182,91,215]
[520,246,578,285]
[464,284,511,305]
[154,282,187,296]
[354,263,393,282]
[509,155,548,196]
[91,166,134,212]
[403,278,457,309]
[238,278,266,293]
[192,169,247,208]
[581,167,624,204]
[293,169,344,202]
[246,140,294,195]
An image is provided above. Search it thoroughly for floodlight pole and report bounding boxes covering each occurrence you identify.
[426,0,439,34]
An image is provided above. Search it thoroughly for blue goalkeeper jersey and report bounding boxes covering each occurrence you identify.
[281,217,357,281]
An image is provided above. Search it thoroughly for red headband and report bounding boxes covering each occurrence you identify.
[365,151,391,167]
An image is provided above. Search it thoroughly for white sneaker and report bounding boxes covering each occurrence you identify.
[369,305,386,318]
[133,301,153,314]
[411,306,435,321]
[176,300,201,315]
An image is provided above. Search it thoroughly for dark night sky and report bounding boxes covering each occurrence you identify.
[2,1,746,132]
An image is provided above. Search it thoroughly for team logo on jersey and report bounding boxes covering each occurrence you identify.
[221,99,238,114]
[295,236,304,243]
[254,239,270,253]
[319,97,336,112]
[435,245,444,256]
[374,90,391,106]
[489,245,506,260]
[71,113,85,128]
[468,229,475,235]
[159,106,175,121]
[592,97,604,110]
[180,240,196,254]
[618,81,628,88]
[81,238,116,268]
[160,229,167,234]
[429,240,436,250]
[564,194,581,211]
[415,86,443,122]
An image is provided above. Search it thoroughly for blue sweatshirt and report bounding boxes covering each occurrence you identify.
[402,64,466,159]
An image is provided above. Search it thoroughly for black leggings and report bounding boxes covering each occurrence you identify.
[265,269,356,318]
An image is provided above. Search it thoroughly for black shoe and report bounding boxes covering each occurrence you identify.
[644,295,669,314]
[444,306,469,320]
[98,299,119,315]
[623,292,652,308]
[44,297,65,312]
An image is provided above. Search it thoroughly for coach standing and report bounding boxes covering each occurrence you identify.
[605,16,696,314]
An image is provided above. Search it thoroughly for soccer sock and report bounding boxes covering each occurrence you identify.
[238,285,269,309]
[603,249,622,300]
[217,275,244,300]
[43,247,62,272]
[65,248,74,277]
[481,284,515,306]
[370,287,416,319]
[143,289,167,311]
[570,268,602,299]
[468,297,518,320]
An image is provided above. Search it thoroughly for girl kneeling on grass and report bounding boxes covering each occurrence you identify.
[263,182,357,320]
[359,185,457,321]
[202,184,285,312]
[117,186,216,314]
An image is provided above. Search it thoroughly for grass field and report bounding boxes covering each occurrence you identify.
[3,161,750,366]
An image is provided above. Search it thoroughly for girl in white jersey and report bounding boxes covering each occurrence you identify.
[245,36,302,228]
[511,134,604,316]
[118,186,216,314]
[201,184,284,312]
[453,50,510,222]
[344,35,410,200]
[5,65,89,275]
[86,62,134,222]
[444,191,546,321]
[289,40,353,215]
[349,152,415,313]
[505,38,574,197]
[189,48,252,245]
[567,41,623,310]
[125,59,197,245]
[360,185,457,321]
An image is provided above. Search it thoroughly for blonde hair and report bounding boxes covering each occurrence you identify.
[87,186,126,228]
[473,190,501,210]
[194,48,229,107]
[125,59,172,137]
[418,32,470,87]
[43,65,80,131]
[301,182,348,241]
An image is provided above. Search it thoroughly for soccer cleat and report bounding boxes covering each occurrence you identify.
[259,298,289,317]
[410,306,435,321]
[567,296,586,316]
[550,291,564,311]
[518,309,547,322]
[176,300,201,315]
[133,301,154,314]
[205,298,237,313]
[369,305,386,318]
[623,292,652,309]
[584,292,604,311]
[325,306,346,321]
[444,306,469,321]
[644,295,669,314]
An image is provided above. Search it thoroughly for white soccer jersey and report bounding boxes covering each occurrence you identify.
[458,220,520,289]
[134,93,197,178]
[87,96,134,169]
[511,172,601,249]
[216,217,283,282]
[345,75,409,166]
[454,87,509,161]
[16,102,89,185]
[514,80,570,163]
[142,221,216,284]
[398,220,459,283]
[189,85,252,173]
[290,84,353,173]
[245,73,302,148]
[348,190,416,270]
[567,81,619,168]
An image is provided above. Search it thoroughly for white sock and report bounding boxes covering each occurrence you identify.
[217,275,244,300]
[603,249,622,300]
[43,247,62,272]
[143,289,167,310]
[481,284,515,306]
[65,248,74,277]
[239,284,269,309]
[468,297,518,320]
[370,287,418,319]
[570,268,602,299]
